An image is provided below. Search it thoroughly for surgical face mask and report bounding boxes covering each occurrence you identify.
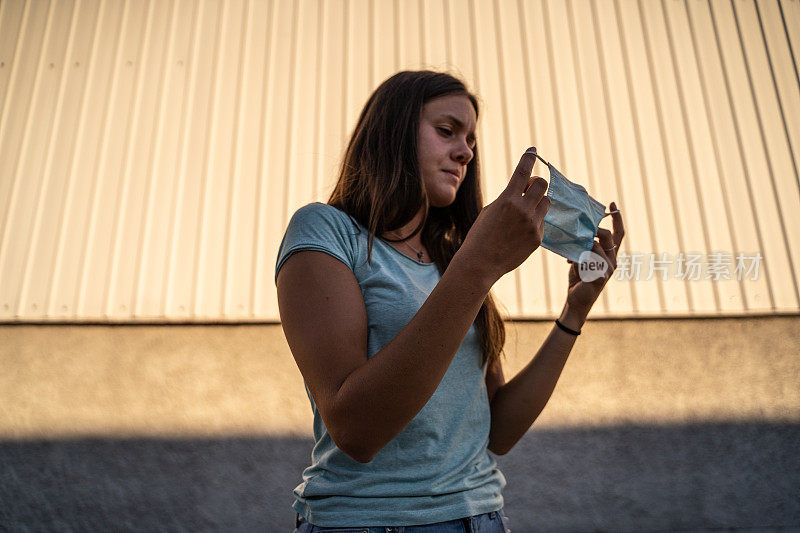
[527,150,617,263]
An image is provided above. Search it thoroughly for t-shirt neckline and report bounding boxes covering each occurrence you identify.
[376,236,437,266]
[321,202,437,267]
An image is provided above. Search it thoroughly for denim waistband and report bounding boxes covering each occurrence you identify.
[294,509,501,530]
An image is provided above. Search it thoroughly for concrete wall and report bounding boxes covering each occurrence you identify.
[1,316,799,531]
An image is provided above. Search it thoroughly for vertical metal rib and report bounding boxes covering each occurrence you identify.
[162,0,201,317]
[0,0,49,316]
[614,0,665,312]
[75,0,129,315]
[755,0,800,204]
[190,0,226,316]
[713,0,790,308]
[591,0,639,311]
[251,0,276,316]
[21,0,81,318]
[636,0,692,312]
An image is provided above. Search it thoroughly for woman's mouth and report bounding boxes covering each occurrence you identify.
[442,169,460,181]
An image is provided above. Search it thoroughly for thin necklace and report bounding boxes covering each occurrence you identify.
[391,232,426,261]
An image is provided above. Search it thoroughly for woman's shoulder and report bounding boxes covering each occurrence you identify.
[289,202,363,233]
[276,203,367,284]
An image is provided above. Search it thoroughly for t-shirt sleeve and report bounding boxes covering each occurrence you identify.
[274,202,363,285]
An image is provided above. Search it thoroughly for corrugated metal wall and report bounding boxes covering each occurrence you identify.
[0,0,798,322]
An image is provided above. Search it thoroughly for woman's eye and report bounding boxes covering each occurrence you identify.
[438,127,452,136]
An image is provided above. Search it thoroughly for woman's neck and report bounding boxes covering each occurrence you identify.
[382,210,430,261]
[383,210,424,244]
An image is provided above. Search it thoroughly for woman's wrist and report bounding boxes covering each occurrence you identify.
[558,302,590,332]
[450,248,499,293]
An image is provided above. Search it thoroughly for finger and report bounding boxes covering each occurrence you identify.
[504,147,538,197]
[596,228,617,260]
[597,228,613,250]
[524,177,549,203]
[532,194,551,227]
[596,238,618,271]
[591,241,613,278]
[522,174,539,195]
[610,201,625,247]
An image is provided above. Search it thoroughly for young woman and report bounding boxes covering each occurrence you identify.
[276,70,624,532]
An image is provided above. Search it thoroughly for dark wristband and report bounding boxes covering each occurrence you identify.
[555,318,581,336]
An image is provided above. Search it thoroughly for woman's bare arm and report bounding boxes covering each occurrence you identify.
[486,303,585,455]
[277,149,548,463]
[278,249,495,463]
[486,207,625,455]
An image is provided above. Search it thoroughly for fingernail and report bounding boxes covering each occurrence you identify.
[525,146,536,154]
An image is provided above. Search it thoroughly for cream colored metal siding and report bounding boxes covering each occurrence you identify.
[0,0,798,322]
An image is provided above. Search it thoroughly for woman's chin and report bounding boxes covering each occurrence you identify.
[429,198,456,208]
[428,189,458,208]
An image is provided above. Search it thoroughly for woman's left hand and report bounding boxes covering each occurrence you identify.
[565,202,625,314]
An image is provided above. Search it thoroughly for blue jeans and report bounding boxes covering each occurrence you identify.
[292,509,511,532]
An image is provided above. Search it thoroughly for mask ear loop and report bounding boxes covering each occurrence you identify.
[523,148,551,168]
[524,149,553,196]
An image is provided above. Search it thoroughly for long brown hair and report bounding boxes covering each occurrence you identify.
[328,70,505,371]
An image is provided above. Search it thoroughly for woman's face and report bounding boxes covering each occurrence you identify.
[417,94,477,207]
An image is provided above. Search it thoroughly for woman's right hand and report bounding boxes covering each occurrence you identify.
[457,147,550,285]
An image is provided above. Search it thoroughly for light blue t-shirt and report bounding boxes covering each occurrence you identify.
[275,202,506,527]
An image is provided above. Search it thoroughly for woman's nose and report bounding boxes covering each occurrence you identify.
[453,143,473,164]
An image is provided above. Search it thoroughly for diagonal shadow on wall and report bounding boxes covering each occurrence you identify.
[1,422,798,532]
